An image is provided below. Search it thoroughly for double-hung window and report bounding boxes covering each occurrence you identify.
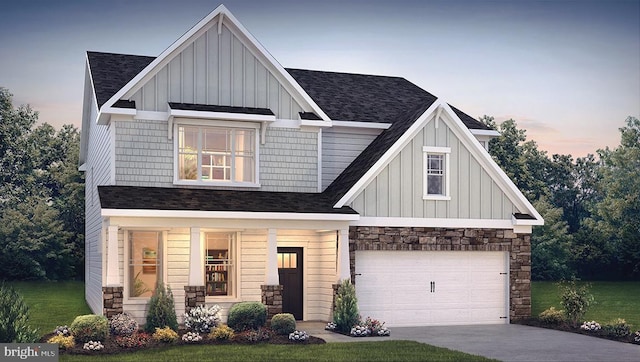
[128,231,163,298]
[177,125,257,185]
[204,232,235,297]
[423,146,451,200]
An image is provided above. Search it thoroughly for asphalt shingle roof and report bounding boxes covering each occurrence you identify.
[88,51,494,209]
[98,186,357,214]
[87,51,154,107]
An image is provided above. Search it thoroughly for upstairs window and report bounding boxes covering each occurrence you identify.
[423,146,451,200]
[177,125,257,185]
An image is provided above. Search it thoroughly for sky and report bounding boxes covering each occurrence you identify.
[1,0,638,158]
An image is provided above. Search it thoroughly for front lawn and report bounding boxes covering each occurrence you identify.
[531,281,640,327]
[11,281,493,361]
[10,281,92,336]
[60,341,494,362]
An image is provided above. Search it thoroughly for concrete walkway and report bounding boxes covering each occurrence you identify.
[297,322,640,361]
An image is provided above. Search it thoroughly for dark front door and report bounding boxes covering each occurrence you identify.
[277,247,303,320]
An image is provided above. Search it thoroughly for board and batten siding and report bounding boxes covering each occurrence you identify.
[113,121,318,192]
[351,118,516,219]
[322,128,381,190]
[84,89,112,315]
[129,22,304,119]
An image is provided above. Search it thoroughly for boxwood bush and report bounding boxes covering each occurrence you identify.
[271,313,296,335]
[70,314,109,343]
[227,301,266,332]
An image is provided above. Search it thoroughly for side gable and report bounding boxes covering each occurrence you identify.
[98,5,329,123]
[335,100,543,230]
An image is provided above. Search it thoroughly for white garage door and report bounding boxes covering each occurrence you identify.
[355,251,508,327]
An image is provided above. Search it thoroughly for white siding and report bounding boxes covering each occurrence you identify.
[84,90,112,314]
[351,118,516,219]
[322,127,381,190]
[277,230,336,321]
[130,22,304,119]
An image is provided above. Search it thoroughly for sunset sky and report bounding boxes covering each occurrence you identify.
[1,0,638,158]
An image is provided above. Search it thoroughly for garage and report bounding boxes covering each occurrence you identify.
[355,250,509,327]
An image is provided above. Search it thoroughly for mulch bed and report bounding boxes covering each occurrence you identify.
[42,329,325,355]
[514,318,638,344]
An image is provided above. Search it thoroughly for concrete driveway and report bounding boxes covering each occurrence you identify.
[300,322,640,361]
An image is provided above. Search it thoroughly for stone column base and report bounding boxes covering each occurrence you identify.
[103,286,123,318]
[261,285,283,321]
[184,286,206,314]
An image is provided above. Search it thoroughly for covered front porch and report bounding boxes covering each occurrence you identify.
[101,213,355,324]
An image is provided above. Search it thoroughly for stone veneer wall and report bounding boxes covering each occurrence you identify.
[103,287,123,318]
[348,226,531,321]
[184,286,206,314]
[261,285,284,321]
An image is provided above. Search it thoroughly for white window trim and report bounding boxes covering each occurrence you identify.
[123,230,168,304]
[173,119,261,187]
[203,230,242,302]
[423,146,451,200]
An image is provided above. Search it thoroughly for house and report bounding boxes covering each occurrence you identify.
[79,4,543,327]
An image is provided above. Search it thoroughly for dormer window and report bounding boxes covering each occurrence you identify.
[176,124,258,186]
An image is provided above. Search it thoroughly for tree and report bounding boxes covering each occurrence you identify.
[588,117,640,279]
[531,197,574,280]
[483,117,551,201]
[0,88,84,280]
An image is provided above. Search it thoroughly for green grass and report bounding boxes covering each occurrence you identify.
[9,281,492,361]
[10,281,92,335]
[532,281,640,327]
[60,341,494,362]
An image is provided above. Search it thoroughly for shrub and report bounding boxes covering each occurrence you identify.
[288,330,309,342]
[145,283,178,333]
[333,279,359,333]
[350,325,370,337]
[181,331,202,343]
[152,327,178,343]
[0,283,39,342]
[70,314,109,343]
[237,327,271,342]
[539,307,566,325]
[184,305,222,333]
[634,331,640,344]
[47,335,75,349]
[109,312,139,336]
[602,318,632,338]
[558,280,594,326]
[83,341,104,351]
[580,321,601,331]
[270,313,296,335]
[209,324,235,340]
[364,316,390,336]
[53,325,71,337]
[115,332,150,348]
[227,301,267,332]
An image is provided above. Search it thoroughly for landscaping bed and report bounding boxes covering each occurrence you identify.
[42,328,325,356]
[515,318,639,344]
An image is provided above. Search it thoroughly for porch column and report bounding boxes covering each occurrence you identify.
[265,228,279,284]
[188,227,204,285]
[105,225,120,286]
[336,228,351,282]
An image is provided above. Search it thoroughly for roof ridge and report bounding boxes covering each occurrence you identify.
[286,67,406,80]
